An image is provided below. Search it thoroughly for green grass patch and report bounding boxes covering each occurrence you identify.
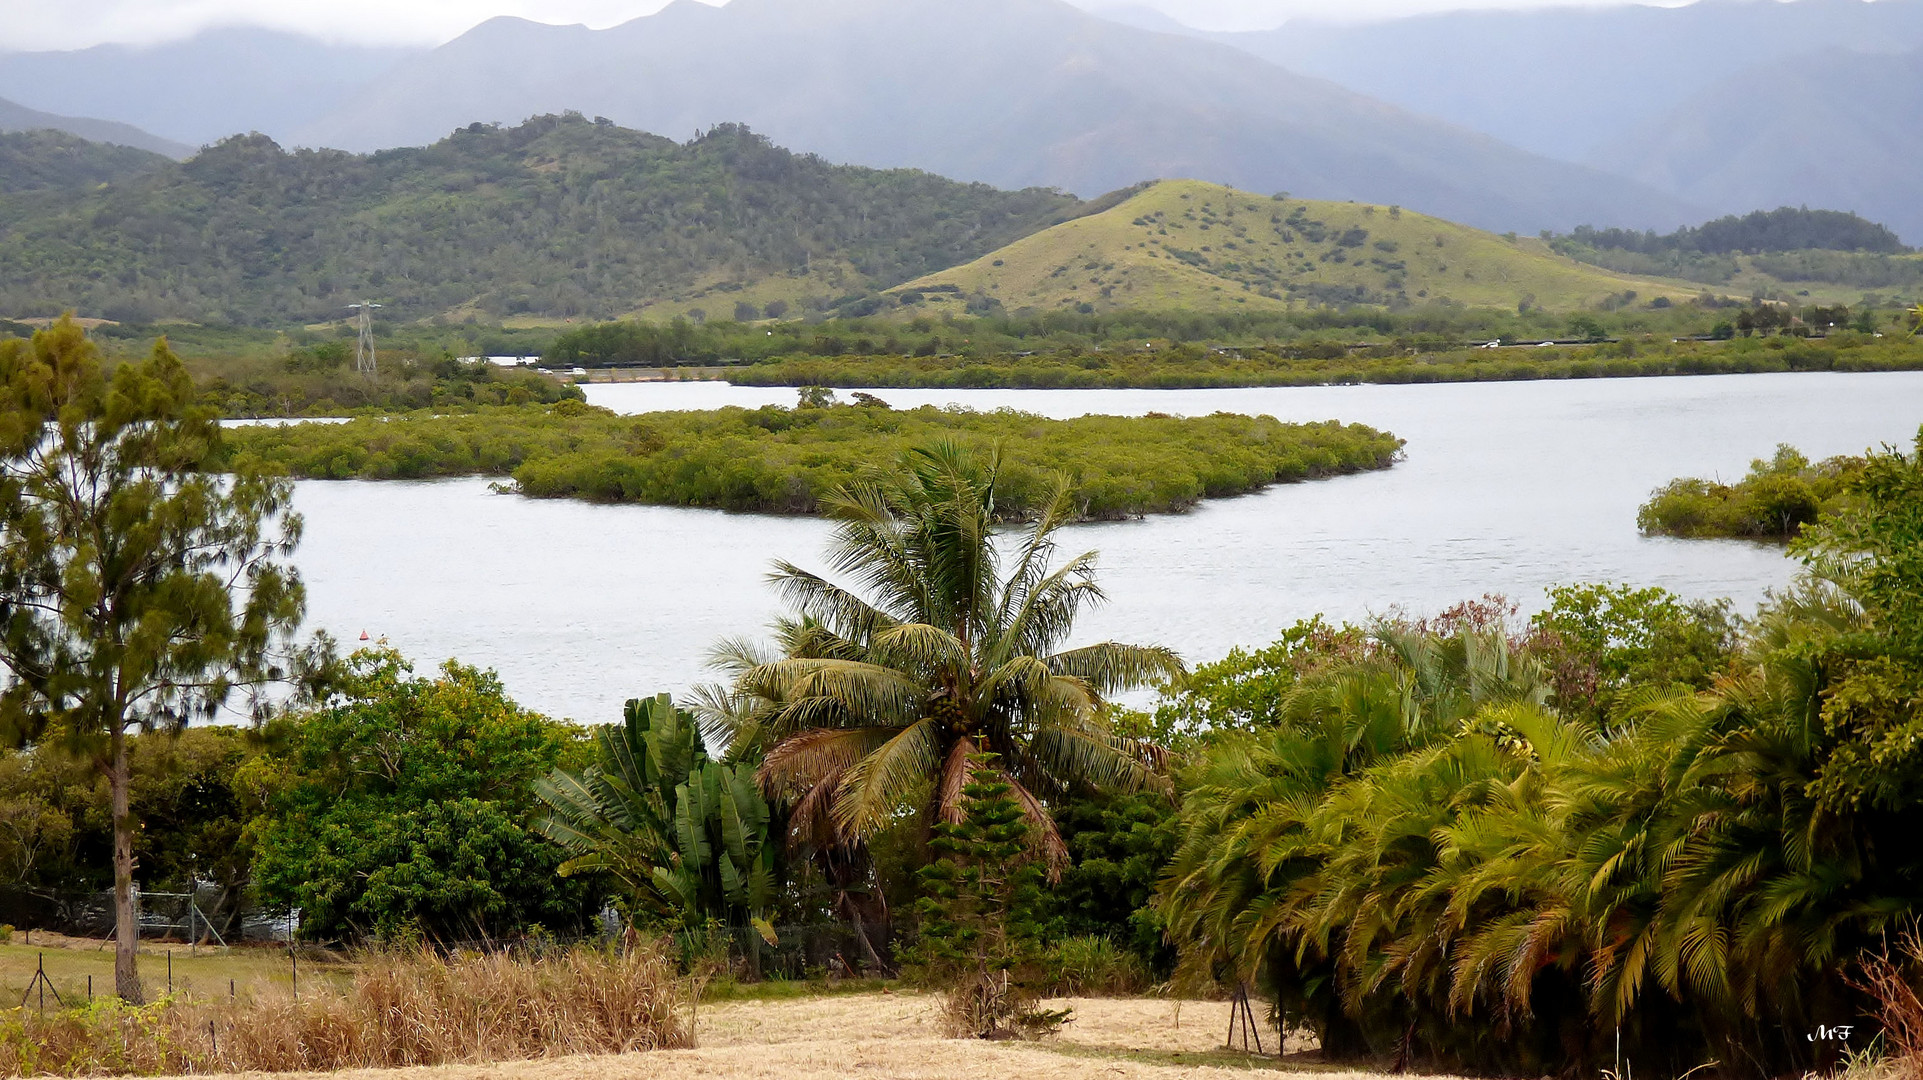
[220,398,1402,518]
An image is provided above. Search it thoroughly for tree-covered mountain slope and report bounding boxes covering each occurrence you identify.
[0,116,1084,325]
[0,128,173,195]
[897,180,1695,316]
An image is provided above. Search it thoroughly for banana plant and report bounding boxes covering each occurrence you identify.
[535,694,778,929]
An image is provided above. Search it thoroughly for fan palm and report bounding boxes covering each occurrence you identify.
[700,440,1184,869]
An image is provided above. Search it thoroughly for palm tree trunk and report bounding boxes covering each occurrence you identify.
[110,723,143,1003]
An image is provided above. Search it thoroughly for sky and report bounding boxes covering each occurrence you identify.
[0,0,1674,50]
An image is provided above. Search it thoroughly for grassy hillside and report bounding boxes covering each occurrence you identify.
[0,115,1081,326]
[899,180,1696,315]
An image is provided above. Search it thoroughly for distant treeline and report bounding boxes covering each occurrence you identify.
[220,398,1402,518]
[539,302,1736,368]
[651,332,1923,390]
[1564,206,1909,256]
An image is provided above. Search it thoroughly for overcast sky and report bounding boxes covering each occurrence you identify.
[0,0,1678,50]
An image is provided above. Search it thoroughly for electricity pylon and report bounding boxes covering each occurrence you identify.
[347,302,381,375]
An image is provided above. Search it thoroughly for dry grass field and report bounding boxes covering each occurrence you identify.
[143,990,1384,1080]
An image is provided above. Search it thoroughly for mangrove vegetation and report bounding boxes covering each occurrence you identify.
[219,395,1403,518]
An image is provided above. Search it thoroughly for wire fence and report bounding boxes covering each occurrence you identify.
[1,883,899,976]
[0,886,293,944]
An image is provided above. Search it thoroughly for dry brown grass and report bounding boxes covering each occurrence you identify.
[0,947,686,1076]
[1846,932,1923,1080]
[119,991,1381,1080]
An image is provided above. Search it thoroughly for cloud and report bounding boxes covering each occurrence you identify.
[0,0,1678,50]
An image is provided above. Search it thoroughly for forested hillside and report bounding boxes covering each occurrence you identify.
[0,115,1083,325]
[0,129,172,195]
[1549,207,1923,292]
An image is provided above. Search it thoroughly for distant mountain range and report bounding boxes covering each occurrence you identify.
[1593,47,1923,245]
[1,0,1917,241]
[0,30,422,148]
[0,0,1699,236]
[0,96,188,158]
[288,0,1699,235]
[1215,0,1923,166]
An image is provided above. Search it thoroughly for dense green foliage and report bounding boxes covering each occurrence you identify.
[1566,207,1910,257]
[0,318,308,999]
[535,695,778,931]
[0,130,169,197]
[543,303,1753,369]
[1150,438,1923,1077]
[219,397,1402,518]
[909,755,1066,1038]
[1638,443,1866,539]
[0,728,260,903]
[247,650,595,941]
[1036,789,1180,976]
[0,117,1080,325]
[199,350,582,417]
[1551,209,1921,288]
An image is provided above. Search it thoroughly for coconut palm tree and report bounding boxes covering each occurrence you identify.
[699,440,1184,870]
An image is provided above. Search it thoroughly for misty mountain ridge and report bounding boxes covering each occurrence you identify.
[0,96,189,158]
[1592,45,1923,244]
[4,0,1916,240]
[283,0,1699,236]
[0,29,423,147]
[1203,0,1923,163]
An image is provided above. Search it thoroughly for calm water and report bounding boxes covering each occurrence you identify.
[288,372,1923,722]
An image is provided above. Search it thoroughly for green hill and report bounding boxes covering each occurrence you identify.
[0,129,172,197]
[897,180,1697,315]
[0,115,1082,326]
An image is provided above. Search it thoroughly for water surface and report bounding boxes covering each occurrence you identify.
[289,372,1923,721]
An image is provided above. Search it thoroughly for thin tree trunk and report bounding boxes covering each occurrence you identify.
[110,724,143,1003]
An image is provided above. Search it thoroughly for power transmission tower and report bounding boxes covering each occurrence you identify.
[347,302,381,375]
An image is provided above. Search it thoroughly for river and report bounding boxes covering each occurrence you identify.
[286,372,1923,722]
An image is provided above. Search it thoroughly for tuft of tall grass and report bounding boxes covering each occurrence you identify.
[0,945,689,1076]
[1038,936,1149,997]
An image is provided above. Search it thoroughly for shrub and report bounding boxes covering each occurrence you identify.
[1038,936,1150,996]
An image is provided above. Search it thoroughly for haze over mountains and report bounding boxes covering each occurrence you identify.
[0,96,188,159]
[0,0,1916,239]
[0,29,422,149]
[281,0,1696,235]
